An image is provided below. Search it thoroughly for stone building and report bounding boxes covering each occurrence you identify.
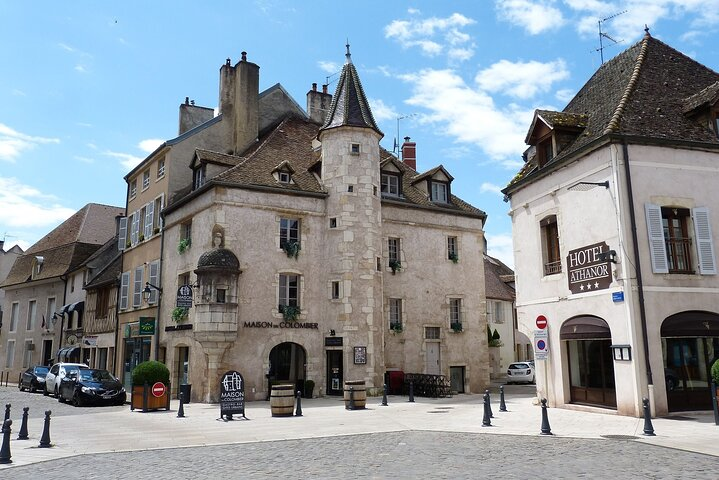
[503,31,719,416]
[158,47,489,402]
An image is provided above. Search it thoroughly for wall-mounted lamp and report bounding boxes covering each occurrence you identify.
[329,329,336,337]
[599,249,618,263]
[611,344,632,361]
[567,180,610,191]
[143,282,163,303]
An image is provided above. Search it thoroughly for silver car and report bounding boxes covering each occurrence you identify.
[507,362,535,384]
[44,363,88,397]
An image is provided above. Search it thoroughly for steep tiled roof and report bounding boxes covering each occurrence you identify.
[319,48,382,137]
[484,254,515,301]
[195,149,245,167]
[682,81,719,114]
[82,237,122,289]
[505,33,719,192]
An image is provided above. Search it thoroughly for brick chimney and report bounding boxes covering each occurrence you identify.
[401,136,416,170]
[307,82,332,124]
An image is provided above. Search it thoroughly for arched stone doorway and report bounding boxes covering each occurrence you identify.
[268,342,307,397]
[661,311,719,412]
[561,316,616,408]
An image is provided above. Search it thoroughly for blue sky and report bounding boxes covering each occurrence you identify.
[2,1,719,267]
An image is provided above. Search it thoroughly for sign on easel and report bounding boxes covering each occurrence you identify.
[219,370,247,420]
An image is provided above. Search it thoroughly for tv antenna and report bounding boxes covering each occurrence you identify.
[595,10,627,64]
[393,113,417,155]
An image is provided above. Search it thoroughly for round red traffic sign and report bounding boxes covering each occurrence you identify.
[151,382,166,398]
[536,315,548,329]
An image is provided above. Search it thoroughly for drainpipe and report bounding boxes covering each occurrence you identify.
[58,274,68,362]
[621,140,653,391]
[112,274,121,376]
[154,210,166,361]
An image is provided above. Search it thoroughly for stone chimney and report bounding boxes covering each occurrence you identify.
[218,52,260,154]
[307,83,332,124]
[178,96,214,135]
[401,136,416,170]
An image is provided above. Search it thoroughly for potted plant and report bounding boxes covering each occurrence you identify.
[389,260,402,274]
[304,379,315,399]
[489,328,503,347]
[449,253,459,263]
[281,241,301,259]
[450,322,463,332]
[178,238,191,253]
[390,322,403,334]
[130,360,171,412]
[154,227,160,235]
[126,239,132,249]
[172,307,189,323]
[280,305,301,322]
[139,233,145,242]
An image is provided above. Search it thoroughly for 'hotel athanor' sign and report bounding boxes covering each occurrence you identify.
[567,241,612,294]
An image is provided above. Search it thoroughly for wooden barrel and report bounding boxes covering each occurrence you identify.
[343,380,367,409]
[270,384,295,417]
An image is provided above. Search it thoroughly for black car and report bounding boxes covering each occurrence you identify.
[18,366,50,393]
[58,368,126,407]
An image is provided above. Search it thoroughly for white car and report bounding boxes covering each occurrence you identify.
[44,363,88,397]
[507,362,535,384]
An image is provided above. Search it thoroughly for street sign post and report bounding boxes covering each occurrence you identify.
[534,329,549,360]
[151,382,166,398]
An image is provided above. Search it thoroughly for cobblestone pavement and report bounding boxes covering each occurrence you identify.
[1,386,125,418]
[4,430,717,479]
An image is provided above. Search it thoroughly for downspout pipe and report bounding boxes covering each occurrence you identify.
[154,210,165,361]
[621,140,653,387]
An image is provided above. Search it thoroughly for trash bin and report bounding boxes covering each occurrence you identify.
[179,384,192,403]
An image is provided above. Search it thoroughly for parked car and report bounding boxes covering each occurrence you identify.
[18,365,50,393]
[44,363,88,397]
[507,362,535,384]
[58,368,126,407]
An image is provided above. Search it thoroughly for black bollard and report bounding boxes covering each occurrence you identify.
[482,393,492,427]
[348,387,355,410]
[485,389,494,418]
[38,410,52,448]
[408,381,415,403]
[642,397,656,436]
[381,383,388,406]
[0,419,11,464]
[540,398,553,435]
[17,407,29,440]
[177,391,185,418]
[499,385,507,412]
[3,404,9,425]
[295,390,303,417]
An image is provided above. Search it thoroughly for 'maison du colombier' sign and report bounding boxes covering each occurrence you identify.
[567,241,612,294]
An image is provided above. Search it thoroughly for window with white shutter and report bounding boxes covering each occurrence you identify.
[118,217,128,251]
[133,267,144,307]
[120,272,130,310]
[131,211,140,245]
[144,202,154,239]
[148,260,160,303]
[645,203,668,273]
[692,207,717,275]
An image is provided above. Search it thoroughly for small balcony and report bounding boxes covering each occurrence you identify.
[544,260,562,276]
[666,238,694,274]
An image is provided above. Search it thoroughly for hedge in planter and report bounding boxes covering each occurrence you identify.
[131,360,171,412]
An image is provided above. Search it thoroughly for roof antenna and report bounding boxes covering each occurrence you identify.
[593,10,627,64]
[394,113,417,156]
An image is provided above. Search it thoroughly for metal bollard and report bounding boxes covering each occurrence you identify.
[408,381,415,403]
[0,419,11,464]
[348,387,355,410]
[18,407,29,440]
[482,393,492,427]
[381,383,388,406]
[642,397,656,436]
[485,389,494,418]
[3,404,9,425]
[177,391,185,418]
[295,390,303,417]
[540,398,553,435]
[499,385,507,412]
[38,410,52,448]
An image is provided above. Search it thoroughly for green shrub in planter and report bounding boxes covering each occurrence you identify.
[131,360,170,386]
[711,359,719,385]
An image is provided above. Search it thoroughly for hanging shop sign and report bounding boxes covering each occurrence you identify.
[219,370,247,420]
[567,241,612,294]
[139,317,156,336]
[176,285,193,308]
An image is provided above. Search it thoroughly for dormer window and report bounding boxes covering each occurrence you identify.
[430,181,449,203]
[193,164,206,190]
[537,135,554,168]
[278,171,291,183]
[381,173,400,197]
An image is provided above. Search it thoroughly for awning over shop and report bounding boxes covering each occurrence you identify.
[661,311,719,337]
[560,316,611,340]
[59,301,85,315]
[56,346,80,361]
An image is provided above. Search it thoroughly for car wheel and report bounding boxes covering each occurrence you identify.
[30,385,37,393]
[43,386,49,396]
[58,391,65,403]
[54,386,60,398]
[18,379,24,391]
[72,393,84,407]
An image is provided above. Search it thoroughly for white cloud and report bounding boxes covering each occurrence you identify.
[318,61,340,74]
[104,150,143,171]
[12,89,25,96]
[555,88,576,103]
[0,124,60,162]
[486,232,515,269]
[399,69,530,167]
[496,0,566,35]
[480,182,504,196]
[475,59,569,99]
[0,177,75,228]
[385,12,476,61]
[138,138,164,153]
[74,156,95,164]
[74,64,88,73]
[368,98,398,122]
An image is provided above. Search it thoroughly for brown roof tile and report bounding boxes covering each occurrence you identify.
[484,254,515,301]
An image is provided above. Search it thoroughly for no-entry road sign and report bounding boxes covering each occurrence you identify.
[536,315,548,329]
[151,382,166,398]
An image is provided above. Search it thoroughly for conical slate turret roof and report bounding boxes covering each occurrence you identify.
[319,45,383,138]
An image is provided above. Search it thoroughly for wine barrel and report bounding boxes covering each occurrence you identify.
[270,384,295,417]
[343,380,366,409]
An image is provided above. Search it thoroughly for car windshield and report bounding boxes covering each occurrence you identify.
[34,367,49,375]
[78,369,115,382]
[509,363,530,369]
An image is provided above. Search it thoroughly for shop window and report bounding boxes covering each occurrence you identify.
[540,215,561,275]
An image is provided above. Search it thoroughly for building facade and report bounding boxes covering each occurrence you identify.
[503,31,719,416]
[156,48,490,402]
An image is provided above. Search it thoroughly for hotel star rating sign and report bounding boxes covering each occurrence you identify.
[567,241,613,294]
